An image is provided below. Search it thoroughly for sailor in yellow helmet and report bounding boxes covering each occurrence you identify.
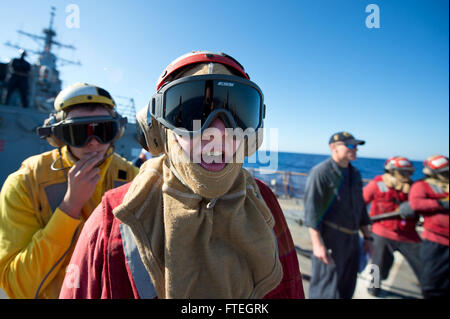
[0,83,138,298]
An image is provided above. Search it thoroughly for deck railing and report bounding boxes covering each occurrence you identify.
[246,167,371,199]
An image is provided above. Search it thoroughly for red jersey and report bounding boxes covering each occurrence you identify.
[363,175,420,243]
[409,180,449,246]
[59,179,305,299]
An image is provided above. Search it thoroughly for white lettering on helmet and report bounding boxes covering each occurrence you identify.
[217,82,234,87]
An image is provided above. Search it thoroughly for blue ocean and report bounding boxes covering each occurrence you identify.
[243,151,425,198]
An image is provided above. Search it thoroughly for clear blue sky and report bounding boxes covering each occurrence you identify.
[1,0,448,161]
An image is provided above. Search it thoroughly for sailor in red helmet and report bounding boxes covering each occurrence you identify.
[59,51,305,299]
[409,155,449,299]
[363,156,421,297]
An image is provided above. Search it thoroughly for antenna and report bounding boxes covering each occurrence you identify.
[49,6,56,30]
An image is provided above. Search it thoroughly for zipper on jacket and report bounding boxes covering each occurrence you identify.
[34,226,80,299]
[206,198,218,209]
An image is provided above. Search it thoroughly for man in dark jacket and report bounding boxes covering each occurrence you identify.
[5,49,31,107]
[305,131,373,299]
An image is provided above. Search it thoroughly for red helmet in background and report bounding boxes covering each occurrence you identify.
[423,155,449,175]
[384,156,415,173]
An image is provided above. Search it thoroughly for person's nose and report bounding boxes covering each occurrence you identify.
[86,136,101,147]
[200,117,227,149]
[203,117,226,140]
[208,117,226,134]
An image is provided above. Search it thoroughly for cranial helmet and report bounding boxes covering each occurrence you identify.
[37,82,126,148]
[136,51,265,157]
[423,155,449,176]
[54,82,116,111]
[384,156,415,173]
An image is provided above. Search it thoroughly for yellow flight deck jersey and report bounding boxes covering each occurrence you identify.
[0,146,138,298]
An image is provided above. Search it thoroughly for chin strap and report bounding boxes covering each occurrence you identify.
[95,144,115,167]
[50,147,70,180]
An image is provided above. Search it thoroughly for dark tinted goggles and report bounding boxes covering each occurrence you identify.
[52,116,124,147]
[149,74,265,135]
[396,170,413,177]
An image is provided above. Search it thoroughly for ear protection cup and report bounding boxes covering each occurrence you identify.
[136,107,164,156]
[39,112,66,148]
[136,118,148,152]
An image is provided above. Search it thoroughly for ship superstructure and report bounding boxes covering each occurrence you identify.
[0,8,140,186]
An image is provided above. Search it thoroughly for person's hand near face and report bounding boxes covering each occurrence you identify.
[59,107,112,219]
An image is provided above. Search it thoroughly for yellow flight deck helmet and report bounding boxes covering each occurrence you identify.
[54,82,116,112]
[38,83,126,148]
